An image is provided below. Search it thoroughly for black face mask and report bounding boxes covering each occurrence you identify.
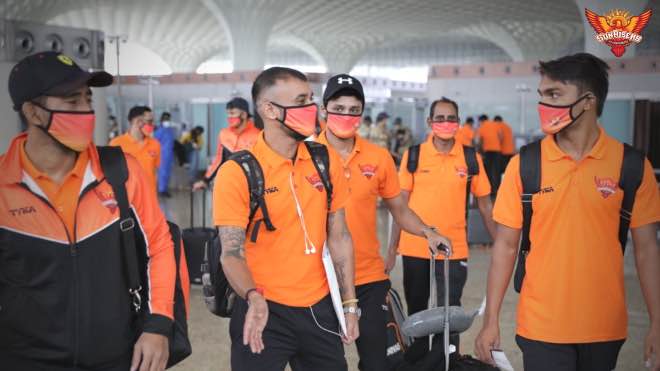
[282,123,309,142]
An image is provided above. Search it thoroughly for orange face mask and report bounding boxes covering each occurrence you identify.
[271,102,318,141]
[431,121,459,140]
[34,103,95,152]
[227,116,242,128]
[326,113,361,139]
[538,94,589,135]
[141,123,154,136]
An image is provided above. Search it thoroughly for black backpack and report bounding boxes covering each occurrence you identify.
[97,146,191,368]
[202,141,333,317]
[513,140,645,292]
[406,144,479,225]
[385,288,412,370]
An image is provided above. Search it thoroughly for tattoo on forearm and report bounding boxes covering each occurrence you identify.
[328,209,353,297]
[218,226,246,260]
[334,258,348,297]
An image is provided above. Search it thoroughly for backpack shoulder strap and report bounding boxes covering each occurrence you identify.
[519,140,542,255]
[96,146,142,312]
[304,141,333,211]
[618,143,645,254]
[230,150,276,231]
[463,145,479,176]
[406,144,421,174]
[205,147,234,184]
[462,145,479,224]
[221,147,233,165]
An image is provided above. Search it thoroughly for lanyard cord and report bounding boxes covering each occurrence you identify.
[289,172,317,254]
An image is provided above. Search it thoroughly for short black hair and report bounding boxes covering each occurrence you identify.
[478,114,488,121]
[161,112,171,121]
[251,67,308,105]
[363,116,372,123]
[429,97,459,118]
[128,106,151,122]
[465,117,474,124]
[493,115,502,121]
[539,53,609,116]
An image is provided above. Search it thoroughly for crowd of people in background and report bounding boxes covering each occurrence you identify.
[108,95,520,204]
[1,50,658,371]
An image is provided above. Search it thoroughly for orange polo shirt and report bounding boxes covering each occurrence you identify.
[317,132,400,286]
[19,143,88,238]
[219,120,260,153]
[499,121,515,155]
[494,127,660,343]
[399,136,491,260]
[110,133,161,191]
[456,124,475,147]
[213,132,349,307]
[477,120,503,152]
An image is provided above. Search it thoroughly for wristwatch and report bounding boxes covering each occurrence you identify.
[343,305,361,317]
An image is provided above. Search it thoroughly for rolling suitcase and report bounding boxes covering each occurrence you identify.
[182,190,216,284]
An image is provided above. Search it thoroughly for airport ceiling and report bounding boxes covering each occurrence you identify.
[2,0,659,73]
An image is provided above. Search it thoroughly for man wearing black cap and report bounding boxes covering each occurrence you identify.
[193,97,261,191]
[0,52,176,371]
[318,74,452,371]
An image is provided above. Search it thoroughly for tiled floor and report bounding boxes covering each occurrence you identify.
[161,187,652,371]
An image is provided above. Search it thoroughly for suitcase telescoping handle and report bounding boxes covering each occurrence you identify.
[428,244,451,371]
[190,189,207,229]
[442,247,449,371]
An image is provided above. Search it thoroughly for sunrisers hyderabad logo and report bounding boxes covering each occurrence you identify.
[594,176,618,199]
[359,164,377,179]
[305,173,324,192]
[585,8,652,57]
[455,166,468,178]
[95,189,118,213]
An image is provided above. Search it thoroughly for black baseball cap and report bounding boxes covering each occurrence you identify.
[323,74,365,108]
[8,51,113,111]
[226,97,250,113]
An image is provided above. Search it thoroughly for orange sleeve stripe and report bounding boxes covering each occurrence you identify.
[126,156,176,319]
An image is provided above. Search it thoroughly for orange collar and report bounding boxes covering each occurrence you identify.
[20,140,89,182]
[545,126,607,162]
[317,131,363,153]
[423,134,460,157]
[253,131,311,170]
[0,133,105,185]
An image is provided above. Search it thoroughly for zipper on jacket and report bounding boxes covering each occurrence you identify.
[19,181,98,367]
[70,181,98,366]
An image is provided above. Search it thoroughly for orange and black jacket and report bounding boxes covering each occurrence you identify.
[0,134,176,368]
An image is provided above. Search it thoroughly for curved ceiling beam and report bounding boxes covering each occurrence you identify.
[458,22,525,62]
[267,35,328,68]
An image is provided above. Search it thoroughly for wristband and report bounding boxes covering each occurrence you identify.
[342,298,359,306]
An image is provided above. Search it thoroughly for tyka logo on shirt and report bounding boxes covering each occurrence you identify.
[594,176,618,199]
[359,164,377,179]
[305,173,324,192]
[9,206,36,217]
